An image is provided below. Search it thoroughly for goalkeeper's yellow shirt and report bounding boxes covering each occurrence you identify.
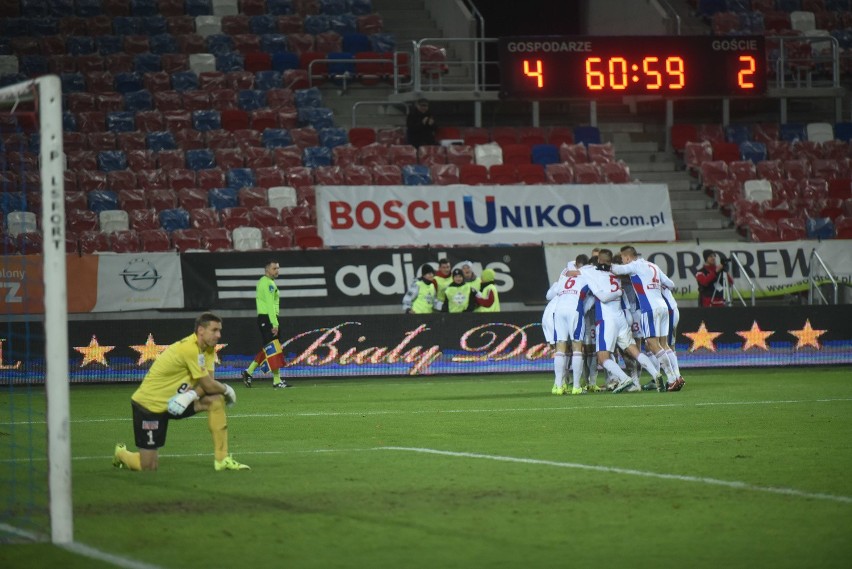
[131,333,215,413]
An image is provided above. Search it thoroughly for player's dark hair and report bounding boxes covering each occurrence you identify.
[589,255,598,265]
[264,259,278,268]
[575,254,589,267]
[620,245,636,257]
[438,258,450,265]
[195,312,222,330]
[596,249,613,271]
[612,254,623,264]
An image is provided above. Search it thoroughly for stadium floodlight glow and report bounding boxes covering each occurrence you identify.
[0,75,71,544]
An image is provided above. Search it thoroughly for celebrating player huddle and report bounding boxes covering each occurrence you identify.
[542,245,685,395]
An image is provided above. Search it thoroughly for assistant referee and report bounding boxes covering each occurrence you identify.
[242,259,290,388]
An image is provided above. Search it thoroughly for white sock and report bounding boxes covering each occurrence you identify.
[655,350,676,383]
[602,358,630,382]
[665,349,681,378]
[571,352,584,390]
[586,353,598,386]
[636,352,660,379]
[553,352,566,388]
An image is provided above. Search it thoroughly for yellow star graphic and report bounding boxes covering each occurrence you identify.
[736,321,774,351]
[129,333,169,365]
[788,319,827,350]
[214,343,227,365]
[74,335,115,367]
[682,321,723,352]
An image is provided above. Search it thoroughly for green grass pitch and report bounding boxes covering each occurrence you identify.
[2,367,852,569]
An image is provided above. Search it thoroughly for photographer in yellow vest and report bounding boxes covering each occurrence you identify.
[440,268,477,313]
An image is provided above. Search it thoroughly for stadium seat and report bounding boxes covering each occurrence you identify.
[109,229,141,253]
[171,228,202,250]
[99,209,129,232]
[474,143,503,167]
[201,227,232,251]
[806,122,834,143]
[502,144,532,165]
[729,160,758,182]
[516,163,546,185]
[372,164,403,185]
[78,230,111,254]
[740,141,767,164]
[5,211,37,237]
[573,163,603,184]
[780,123,807,142]
[545,163,573,184]
[530,144,559,166]
[342,165,372,185]
[314,165,344,185]
[273,146,304,168]
[573,126,601,146]
[262,225,294,248]
[137,228,171,251]
[743,179,774,202]
[254,166,285,187]
[232,226,263,250]
[462,127,489,146]
[458,163,488,185]
[601,161,631,183]
[358,142,388,166]
[285,166,314,187]
[712,142,741,163]
[671,123,699,152]
[331,144,359,167]
[559,143,589,164]
[490,127,518,147]
[293,224,323,248]
[402,164,431,185]
[587,143,615,164]
[429,164,459,185]
[219,206,252,231]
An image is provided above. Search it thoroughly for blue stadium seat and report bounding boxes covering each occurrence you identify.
[260,34,289,53]
[192,110,222,131]
[250,15,279,34]
[321,0,347,15]
[147,131,177,151]
[342,33,371,53]
[255,71,283,90]
[775,0,801,12]
[834,122,852,142]
[226,168,255,189]
[573,126,601,146]
[76,0,103,17]
[185,149,216,170]
[141,16,168,35]
[725,124,751,144]
[740,141,767,164]
[124,90,154,112]
[171,71,199,91]
[319,127,348,148]
[88,190,120,213]
[112,17,141,36]
[696,0,725,17]
[304,15,332,34]
[806,218,835,240]
[531,144,560,166]
[207,34,235,55]
[20,55,49,77]
[97,36,124,56]
[294,87,323,108]
[60,72,87,93]
[779,123,806,142]
[67,36,95,55]
[328,52,355,83]
[63,112,78,132]
[150,34,179,54]
[369,33,396,53]
[114,72,144,93]
[135,53,162,74]
[106,112,136,132]
[261,129,294,148]
[0,192,25,214]
[267,0,294,14]
[209,187,240,209]
[298,107,334,129]
[272,52,300,72]
[97,150,128,172]
[330,14,358,34]
[302,146,333,168]
[131,0,159,16]
[216,52,245,72]
[185,0,214,17]
[159,208,191,231]
[238,89,267,111]
[403,164,431,185]
[348,0,373,15]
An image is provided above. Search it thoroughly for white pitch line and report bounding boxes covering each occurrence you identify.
[378,447,852,505]
[0,522,163,569]
[2,397,851,426]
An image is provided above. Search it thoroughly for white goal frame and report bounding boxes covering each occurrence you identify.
[0,75,71,543]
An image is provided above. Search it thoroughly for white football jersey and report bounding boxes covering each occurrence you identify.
[611,259,674,313]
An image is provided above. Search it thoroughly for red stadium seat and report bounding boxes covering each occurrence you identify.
[107,170,137,192]
[462,127,489,146]
[459,164,488,185]
[671,124,699,152]
[293,225,323,249]
[201,228,233,251]
[430,164,460,185]
[251,206,281,227]
[129,208,161,231]
[78,230,111,254]
[190,208,219,230]
[516,163,545,184]
[68,209,98,233]
[220,207,253,231]
[118,189,146,211]
[178,188,208,210]
[147,189,179,211]
[418,145,446,166]
[559,143,588,164]
[573,163,603,184]
[332,144,359,167]
[343,165,372,185]
[518,127,547,146]
[314,166,345,185]
[388,145,418,167]
[109,230,141,253]
[238,187,268,208]
[501,144,531,165]
[171,228,203,252]
[358,143,389,166]
[273,146,303,169]
[168,168,197,190]
[601,161,631,184]
[490,127,518,147]
[262,226,294,249]
[446,145,474,166]
[712,142,741,163]
[547,127,574,146]
[372,165,402,185]
[545,163,573,184]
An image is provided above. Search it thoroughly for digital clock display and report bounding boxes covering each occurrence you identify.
[499,36,767,98]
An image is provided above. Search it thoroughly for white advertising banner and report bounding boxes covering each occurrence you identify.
[93,253,184,312]
[317,184,676,247]
[546,241,852,302]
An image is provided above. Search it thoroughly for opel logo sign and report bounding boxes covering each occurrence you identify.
[120,259,162,292]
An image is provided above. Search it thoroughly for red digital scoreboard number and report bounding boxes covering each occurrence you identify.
[499,36,767,98]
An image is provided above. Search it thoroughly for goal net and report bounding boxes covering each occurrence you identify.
[0,75,71,544]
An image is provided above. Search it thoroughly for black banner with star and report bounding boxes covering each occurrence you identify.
[0,305,850,384]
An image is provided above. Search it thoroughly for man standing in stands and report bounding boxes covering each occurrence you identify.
[403,264,440,314]
[473,269,500,312]
[434,258,453,304]
[242,259,289,389]
[695,251,732,307]
[406,97,437,148]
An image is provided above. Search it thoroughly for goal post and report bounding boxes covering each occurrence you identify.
[0,75,71,543]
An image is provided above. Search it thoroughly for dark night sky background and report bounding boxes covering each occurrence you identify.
[474,1,584,37]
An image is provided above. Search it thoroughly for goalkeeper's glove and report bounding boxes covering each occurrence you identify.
[167,390,199,416]
[222,383,237,407]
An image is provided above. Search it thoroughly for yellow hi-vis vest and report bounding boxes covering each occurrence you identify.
[474,283,500,312]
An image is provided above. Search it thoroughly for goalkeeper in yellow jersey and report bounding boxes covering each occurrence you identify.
[241,259,289,389]
[113,312,249,472]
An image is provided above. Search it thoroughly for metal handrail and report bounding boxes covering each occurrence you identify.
[412,37,500,93]
[655,0,681,35]
[808,249,839,305]
[769,34,841,89]
[728,254,756,306]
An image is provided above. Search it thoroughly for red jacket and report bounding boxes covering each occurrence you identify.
[695,262,732,307]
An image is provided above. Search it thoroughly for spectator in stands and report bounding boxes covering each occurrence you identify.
[402,264,440,314]
[242,260,289,389]
[406,97,437,148]
[434,258,453,304]
[695,251,733,307]
[460,260,480,289]
[440,268,477,313]
[473,269,500,312]
[112,312,248,472]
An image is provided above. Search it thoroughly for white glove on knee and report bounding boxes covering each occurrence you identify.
[223,383,237,407]
[167,390,199,416]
